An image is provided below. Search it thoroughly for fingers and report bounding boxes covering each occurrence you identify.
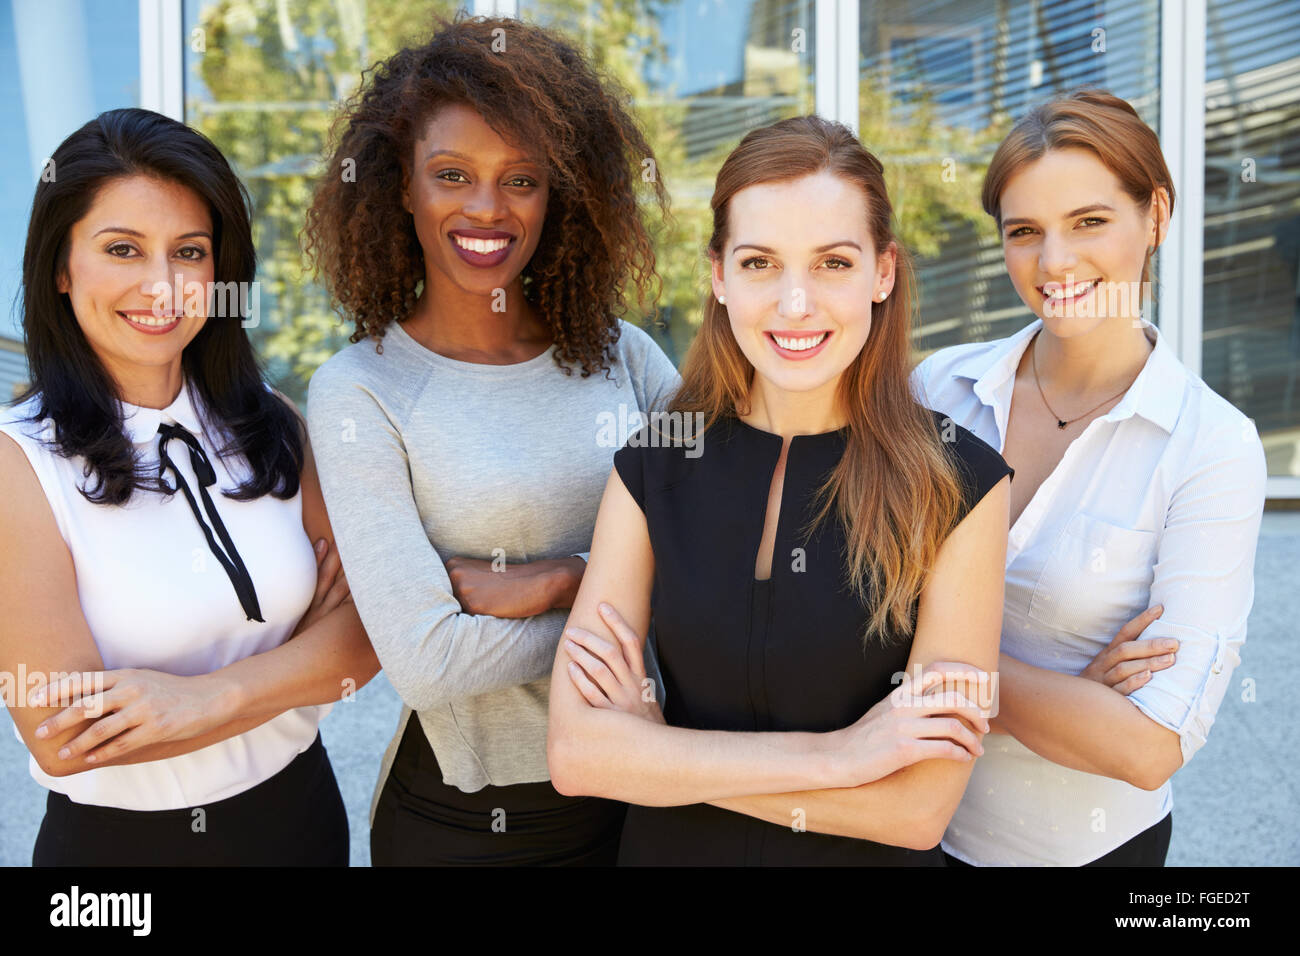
[1110,605,1164,645]
[27,670,117,710]
[565,625,632,688]
[1103,651,1175,687]
[323,567,351,612]
[907,715,984,758]
[56,707,137,761]
[318,543,343,591]
[904,739,976,764]
[1111,669,1153,696]
[80,727,149,765]
[566,661,612,708]
[563,634,624,702]
[597,602,646,681]
[1105,636,1181,666]
[907,688,991,734]
[310,540,335,606]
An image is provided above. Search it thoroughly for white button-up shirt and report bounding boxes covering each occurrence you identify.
[912,317,1267,865]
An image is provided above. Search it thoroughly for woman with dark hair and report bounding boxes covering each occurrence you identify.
[0,107,379,866]
[914,88,1267,866]
[546,114,1010,865]
[303,14,680,865]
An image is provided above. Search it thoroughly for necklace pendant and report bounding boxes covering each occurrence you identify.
[1057,420,1068,429]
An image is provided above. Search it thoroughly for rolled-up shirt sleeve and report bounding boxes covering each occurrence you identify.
[306,363,567,714]
[1125,416,1268,766]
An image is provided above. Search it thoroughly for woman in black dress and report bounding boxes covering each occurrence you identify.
[547,116,1013,865]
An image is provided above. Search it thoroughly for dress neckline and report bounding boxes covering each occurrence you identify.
[727,414,849,449]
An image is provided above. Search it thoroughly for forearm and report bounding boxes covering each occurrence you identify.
[709,758,971,850]
[997,653,1173,785]
[47,603,378,775]
[550,708,842,805]
[209,600,378,722]
[71,711,286,771]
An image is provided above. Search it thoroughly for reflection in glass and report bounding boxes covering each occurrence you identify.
[1202,0,1300,477]
[183,0,467,402]
[520,0,817,364]
[857,0,1160,354]
[0,0,140,398]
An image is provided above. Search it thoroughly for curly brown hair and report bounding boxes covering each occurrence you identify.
[302,12,669,376]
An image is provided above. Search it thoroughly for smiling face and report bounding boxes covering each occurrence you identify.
[56,174,214,391]
[403,103,550,299]
[998,147,1168,335]
[711,170,895,409]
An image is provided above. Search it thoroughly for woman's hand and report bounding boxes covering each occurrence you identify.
[561,602,665,724]
[1079,605,1178,695]
[27,668,237,765]
[292,537,351,639]
[447,555,586,618]
[825,666,991,789]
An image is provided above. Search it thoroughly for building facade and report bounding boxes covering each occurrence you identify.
[2,0,1297,495]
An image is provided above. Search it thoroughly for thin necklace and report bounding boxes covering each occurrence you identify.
[1030,332,1136,430]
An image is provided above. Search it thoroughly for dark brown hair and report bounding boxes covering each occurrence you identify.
[669,115,966,643]
[15,108,302,505]
[303,13,669,376]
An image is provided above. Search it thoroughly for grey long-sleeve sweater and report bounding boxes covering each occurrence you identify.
[306,318,681,820]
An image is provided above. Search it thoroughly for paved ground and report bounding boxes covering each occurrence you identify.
[2,512,1296,866]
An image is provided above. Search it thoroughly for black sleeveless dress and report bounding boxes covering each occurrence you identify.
[611,410,1013,866]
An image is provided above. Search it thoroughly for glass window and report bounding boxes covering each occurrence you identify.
[183,0,468,403]
[0,0,140,398]
[518,0,817,364]
[1202,0,1300,479]
[856,0,1161,355]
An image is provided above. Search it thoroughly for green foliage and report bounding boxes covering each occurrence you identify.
[188,0,1003,395]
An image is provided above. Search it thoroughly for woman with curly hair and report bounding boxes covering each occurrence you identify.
[303,14,679,865]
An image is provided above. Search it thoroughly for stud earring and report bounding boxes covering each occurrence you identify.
[717,295,726,305]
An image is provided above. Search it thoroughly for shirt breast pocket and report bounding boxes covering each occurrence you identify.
[1027,513,1159,640]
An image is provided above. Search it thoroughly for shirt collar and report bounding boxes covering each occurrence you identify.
[119,378,206,447]
[953,317,1184,435]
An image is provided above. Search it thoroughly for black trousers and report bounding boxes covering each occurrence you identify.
[32,733,348,866]
[942,811,1173,867]
[370,714,626,866]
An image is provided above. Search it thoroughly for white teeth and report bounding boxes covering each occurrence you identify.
[123,313,177,327]
[772,332,828,352]
[1044,279,1097,299]
[453,235,511,254]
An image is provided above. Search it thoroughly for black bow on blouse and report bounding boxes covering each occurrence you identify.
[157,422,265,623]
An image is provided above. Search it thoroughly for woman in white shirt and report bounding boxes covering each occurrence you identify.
[0,108,379,865]
[914,88,1267,866]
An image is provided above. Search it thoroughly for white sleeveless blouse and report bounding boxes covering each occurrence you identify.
[0,378,329,810]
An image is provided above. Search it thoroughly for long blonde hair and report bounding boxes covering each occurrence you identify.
[668,115,966,644]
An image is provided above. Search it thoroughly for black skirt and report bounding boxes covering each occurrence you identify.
[32,733,348,866]
[370,714,626,866]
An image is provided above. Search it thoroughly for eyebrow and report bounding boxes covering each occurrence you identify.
[423,149,541,167]
[732,241,862,255]
[92,227,213,240]
[1001,204,1116,228]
